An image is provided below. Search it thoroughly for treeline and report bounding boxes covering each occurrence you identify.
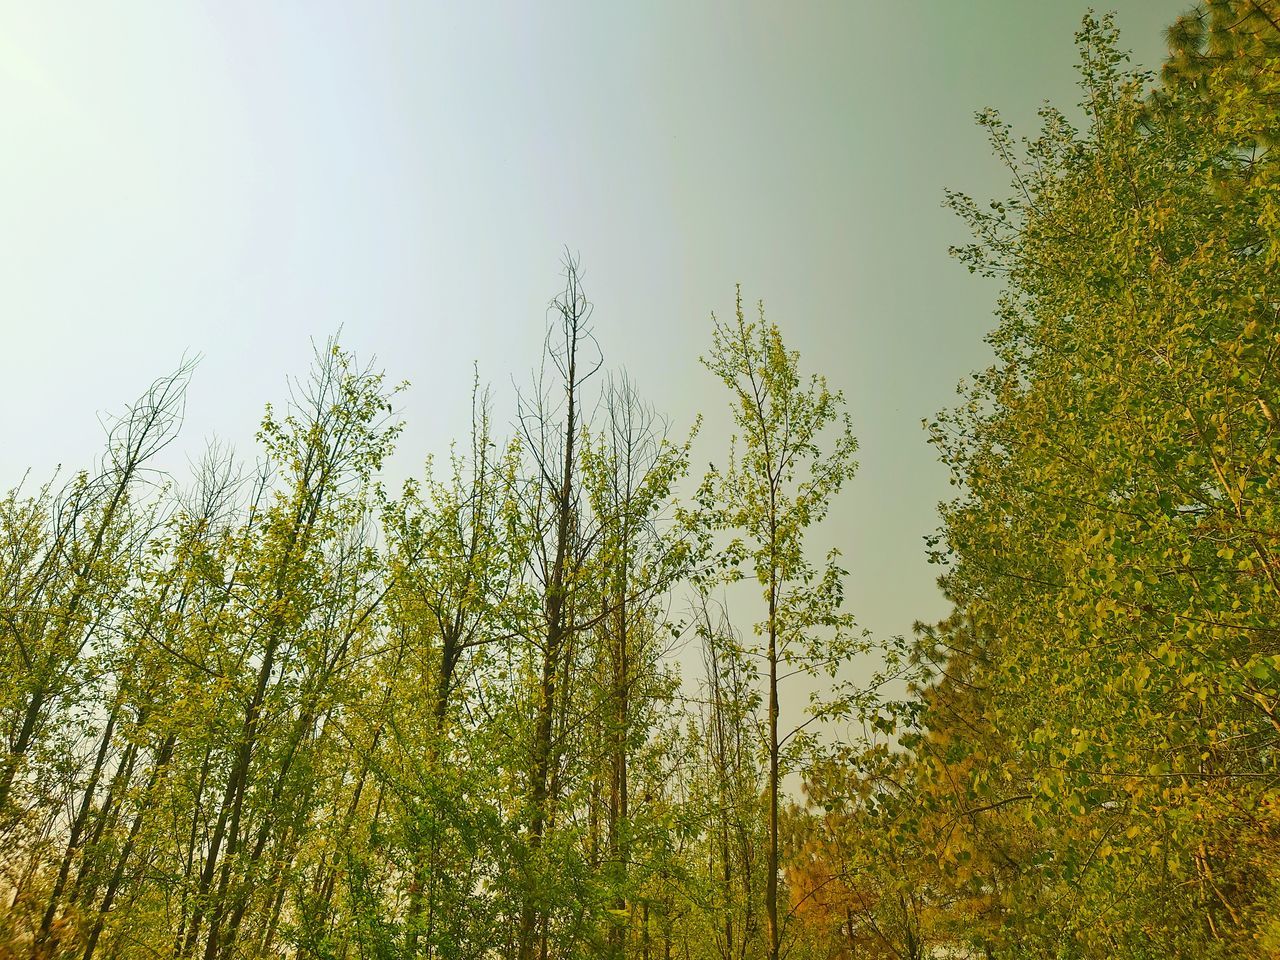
[0,263,879,960]
[789,6,1280,959]
[7,4,1280,960]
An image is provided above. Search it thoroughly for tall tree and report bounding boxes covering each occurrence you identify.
[583,374,693,957]
[701,292,860,960]
[513,255,603,960]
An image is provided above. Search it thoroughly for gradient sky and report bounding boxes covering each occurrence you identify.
[1,2,1178,653]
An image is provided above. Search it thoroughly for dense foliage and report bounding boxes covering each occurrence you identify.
[794,5,1280,958]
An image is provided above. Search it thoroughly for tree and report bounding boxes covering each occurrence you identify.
[912,7,1280,956]
[582,374,693,957]
[509,255,605,960]
[381,377,521,956]
[700,292,861,960]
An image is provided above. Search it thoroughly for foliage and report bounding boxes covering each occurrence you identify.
[797,6,1280,959]
[0,261,865,960]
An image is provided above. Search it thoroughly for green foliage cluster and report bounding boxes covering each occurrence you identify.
[794,5,1280,958]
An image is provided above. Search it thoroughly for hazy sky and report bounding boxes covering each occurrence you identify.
[1,2,1177,649]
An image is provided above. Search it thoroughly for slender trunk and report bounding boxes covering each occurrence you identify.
[0,685,47,811]
[83,733,176,960]
[257,879,288,958]
[765,572,779,960]
[217,696,331,960]
[517,616,561,960]
[517,265,590,960]
[519,346,579,960]
[38,700,123,945]
[316,723,382,911]
[407,629,459,956]
[609,577,629,958]
[70,734,141,909]
[720,821,734,959]
[174,744,215,955]
[188,632,279,960]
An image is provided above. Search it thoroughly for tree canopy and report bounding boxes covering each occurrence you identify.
[4,4,1280,959]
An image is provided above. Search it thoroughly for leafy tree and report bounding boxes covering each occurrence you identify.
[910,7,1280,957]
[700,292,862,960]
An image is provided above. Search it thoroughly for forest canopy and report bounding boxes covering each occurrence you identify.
[3,4,1280,959]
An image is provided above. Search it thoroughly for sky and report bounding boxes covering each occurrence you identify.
[0,1,1178,656]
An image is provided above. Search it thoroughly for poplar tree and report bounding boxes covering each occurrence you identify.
[700,293,860,960]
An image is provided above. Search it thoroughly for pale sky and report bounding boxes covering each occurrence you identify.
[0,2,1176,650]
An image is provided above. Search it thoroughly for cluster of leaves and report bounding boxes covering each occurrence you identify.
[791,5,1280,958]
